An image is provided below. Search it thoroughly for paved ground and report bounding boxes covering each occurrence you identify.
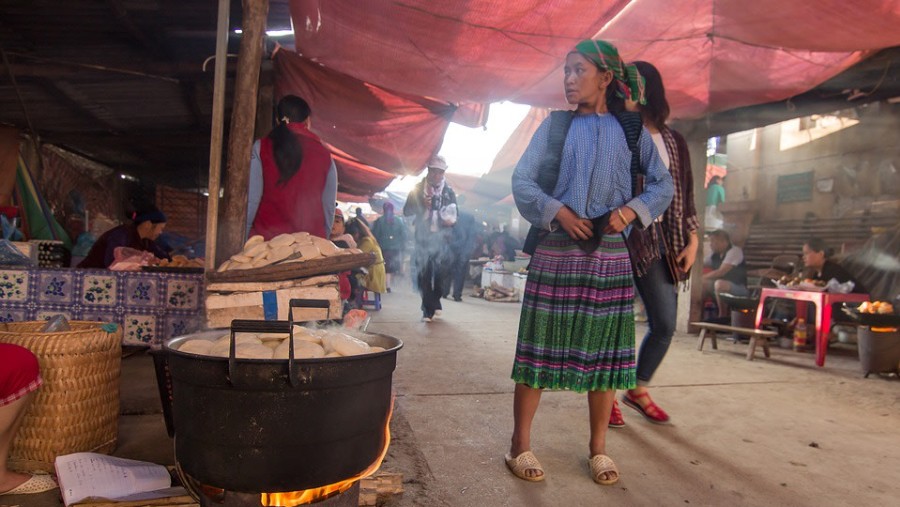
[6,277,899,507]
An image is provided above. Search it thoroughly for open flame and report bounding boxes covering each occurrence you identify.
[261,396,394,506]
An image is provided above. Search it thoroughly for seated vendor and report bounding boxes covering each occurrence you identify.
[77,206,171,269]
[703,229,749,318]
[802,237,868,294]
[345,218,387,304]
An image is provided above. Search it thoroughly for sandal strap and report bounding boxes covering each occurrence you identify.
[610,399,625,425]
[1,474,58,495]
[628,392,666,417]
[511,451,542,471]
[588,454,619,480]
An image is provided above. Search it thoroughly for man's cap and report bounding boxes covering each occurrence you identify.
[426,155,448,171]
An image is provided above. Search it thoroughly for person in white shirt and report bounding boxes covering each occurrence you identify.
[703,229,749,318]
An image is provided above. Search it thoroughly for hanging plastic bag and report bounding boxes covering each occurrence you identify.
[439,203,458,227]
[108,246,160,271]
[825,278,854,294]
[41,314,72,332]
[0,239,34,267]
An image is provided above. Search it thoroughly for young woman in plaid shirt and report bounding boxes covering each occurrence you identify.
[612,61,701,427]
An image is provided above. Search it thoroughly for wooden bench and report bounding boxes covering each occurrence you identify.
[691,321,778,361]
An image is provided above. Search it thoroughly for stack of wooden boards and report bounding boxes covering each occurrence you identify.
[206,275,343,327]
[205,233,374,326]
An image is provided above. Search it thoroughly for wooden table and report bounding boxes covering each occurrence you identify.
[753,288,869,367]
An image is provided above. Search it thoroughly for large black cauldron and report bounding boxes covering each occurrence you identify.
[164,317,401,493]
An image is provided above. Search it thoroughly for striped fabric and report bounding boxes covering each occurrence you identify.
[512,232,636,393]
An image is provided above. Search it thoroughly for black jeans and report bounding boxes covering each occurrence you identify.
[633,254,678,384]
[417,253,444,318]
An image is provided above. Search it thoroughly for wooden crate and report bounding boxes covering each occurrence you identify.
[205,275,341,328]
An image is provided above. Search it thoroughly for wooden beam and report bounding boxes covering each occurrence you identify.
[217,0,268,266]
[38,128,211,145]
[5,61,236,81]
[204,0,230,272]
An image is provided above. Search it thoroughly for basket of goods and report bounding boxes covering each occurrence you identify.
[842,301,900,328]
[0,320,122,471]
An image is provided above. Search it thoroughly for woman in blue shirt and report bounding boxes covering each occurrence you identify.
[505,39,673,486]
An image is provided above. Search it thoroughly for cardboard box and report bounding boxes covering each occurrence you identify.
[481,270,527,294]
[205,275,341,328]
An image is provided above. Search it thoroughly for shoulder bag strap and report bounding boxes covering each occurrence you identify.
[612,110,643,197]
[535,110,575,195]
[522,110,574,255]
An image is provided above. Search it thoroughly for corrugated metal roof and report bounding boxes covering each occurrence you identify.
[0,0,293,188]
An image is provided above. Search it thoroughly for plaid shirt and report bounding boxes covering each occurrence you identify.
[660,127,700,259]
[0,376,42,407]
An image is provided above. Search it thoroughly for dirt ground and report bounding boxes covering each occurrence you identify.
[4,277,899,507]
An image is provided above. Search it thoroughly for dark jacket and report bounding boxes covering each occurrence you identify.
[78,224,170,269]
[812,260,868,294]
[403,179,457,245]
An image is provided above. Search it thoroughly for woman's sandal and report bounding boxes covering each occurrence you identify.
[0,474,58,496]
[505,450,545,482]
[609,399,625,428]
[622,391,671,424]
[588,454,619,485]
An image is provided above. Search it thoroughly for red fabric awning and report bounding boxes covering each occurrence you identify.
[283,0,900,194]
[288,0,900,119]
[273,49,469,194]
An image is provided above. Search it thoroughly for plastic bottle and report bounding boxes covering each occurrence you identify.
[793,318,807,351]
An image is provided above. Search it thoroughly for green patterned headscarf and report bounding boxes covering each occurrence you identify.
[574,39,645,105]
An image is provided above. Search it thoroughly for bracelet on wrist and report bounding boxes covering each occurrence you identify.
[616,208,628,224]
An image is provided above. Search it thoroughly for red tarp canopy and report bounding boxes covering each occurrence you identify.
[284,0,900,193]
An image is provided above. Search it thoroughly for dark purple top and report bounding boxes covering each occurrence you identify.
[77,224,170,269]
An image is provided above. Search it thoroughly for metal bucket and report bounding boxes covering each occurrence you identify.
[163,320,401,492]
[857,326,900,377]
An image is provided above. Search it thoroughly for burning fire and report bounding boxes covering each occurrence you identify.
[261,396,394,506]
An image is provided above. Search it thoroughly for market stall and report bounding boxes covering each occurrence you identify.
[0,266,204,346]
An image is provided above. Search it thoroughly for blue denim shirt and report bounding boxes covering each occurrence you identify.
[512,113,674,232]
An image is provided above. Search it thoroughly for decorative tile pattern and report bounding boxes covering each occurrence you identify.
[36,309,74,321]
[79,311,118,324]
[1,267,204,347]
[82,275,117,306]
[123,314,157,346]
[164,315,203,339]
[37,272,75,304]
[0,309,28,323]
[0,270,29,302]
[165,278,200,310]
[125,276,158,307]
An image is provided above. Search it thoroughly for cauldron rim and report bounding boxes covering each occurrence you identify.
[163,328,402,362]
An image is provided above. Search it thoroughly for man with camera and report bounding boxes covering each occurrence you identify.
[403,155,458,322]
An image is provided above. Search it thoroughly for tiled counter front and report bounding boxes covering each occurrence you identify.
[0,268,205,346]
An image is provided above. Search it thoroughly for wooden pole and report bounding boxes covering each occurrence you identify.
[217,0,269,266]
[204,0,230,272]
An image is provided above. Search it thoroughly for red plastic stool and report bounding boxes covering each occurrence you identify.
[361,289,382,311]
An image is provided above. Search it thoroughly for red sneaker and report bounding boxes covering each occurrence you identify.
[609,399,625,428]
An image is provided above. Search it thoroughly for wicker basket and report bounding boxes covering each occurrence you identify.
[0,321,122,472]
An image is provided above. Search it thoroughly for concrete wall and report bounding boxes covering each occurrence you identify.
[724,101,900,222]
